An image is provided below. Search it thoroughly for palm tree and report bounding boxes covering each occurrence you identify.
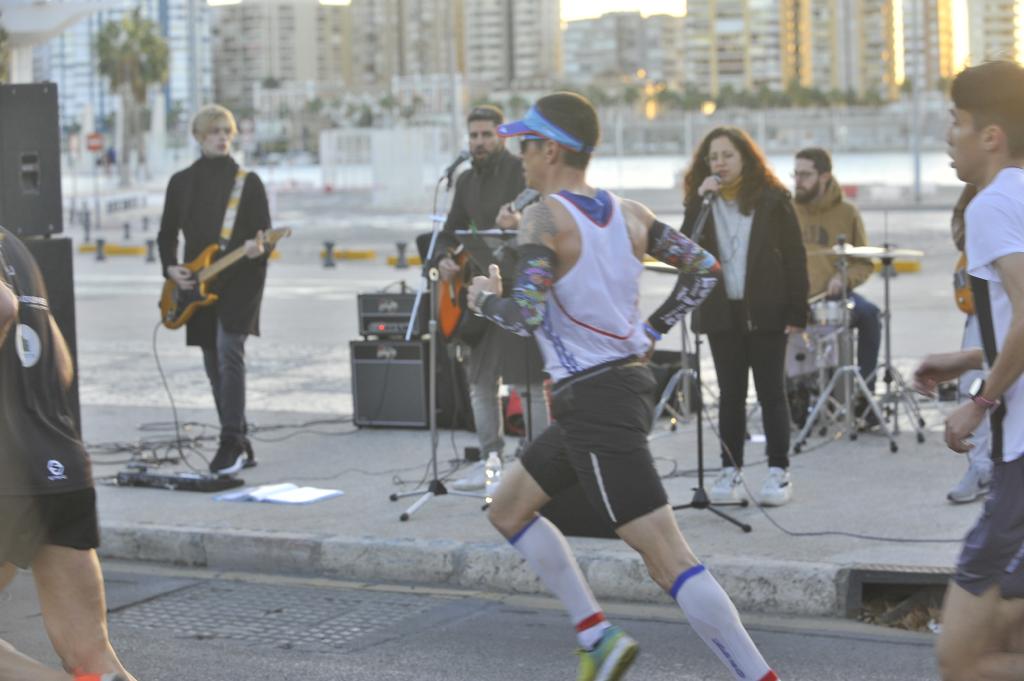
[96,8,168,186]
[0,27,9,83]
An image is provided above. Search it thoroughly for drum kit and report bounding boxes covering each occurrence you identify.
[645,238,928,454]
[789,241,927,453]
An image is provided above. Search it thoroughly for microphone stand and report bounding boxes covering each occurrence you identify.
[671,191,752,533]
[389,171,484,521]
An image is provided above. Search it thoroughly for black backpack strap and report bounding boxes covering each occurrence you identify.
[970,274,1005,463]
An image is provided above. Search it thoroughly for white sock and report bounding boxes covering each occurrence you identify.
[671,565,777,681]
[509,515,609,649]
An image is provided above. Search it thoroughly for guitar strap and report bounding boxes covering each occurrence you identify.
[218,168,249,250]
[970,274,1005,464]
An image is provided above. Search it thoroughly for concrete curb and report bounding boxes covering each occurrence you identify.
[99,523,844,616]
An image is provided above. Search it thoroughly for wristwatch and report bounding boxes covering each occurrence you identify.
[968,378,999,409]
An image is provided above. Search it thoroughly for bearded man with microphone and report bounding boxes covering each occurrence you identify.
[425,104,547,489]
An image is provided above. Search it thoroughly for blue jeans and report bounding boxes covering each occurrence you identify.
[848,292,881,392]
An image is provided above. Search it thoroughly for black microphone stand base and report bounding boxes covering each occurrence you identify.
[673,488,752,533]
[387,178,485,521]
[667,194,753,534]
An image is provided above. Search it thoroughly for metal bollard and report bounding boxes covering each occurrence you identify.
[323,240,336,268]
[145,239,156,263]
[123,222,131,241]
[83,211,92,243]
[395,241,409,269]
[96,238,106,261]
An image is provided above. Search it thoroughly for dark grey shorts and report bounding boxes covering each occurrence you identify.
[521,362,668,529]
[0,488,99,569]
[955,455,1024,599]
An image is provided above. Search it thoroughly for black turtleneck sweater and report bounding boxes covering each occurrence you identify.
[157,155,271,346]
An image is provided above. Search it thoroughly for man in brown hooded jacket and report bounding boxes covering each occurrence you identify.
[792,147,881,401]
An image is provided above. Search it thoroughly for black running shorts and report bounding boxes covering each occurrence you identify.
[0,488,100,569]
[955,456,1024,599]
[522,361,668,528]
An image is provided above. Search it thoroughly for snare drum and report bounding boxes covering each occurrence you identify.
[785,326,840,378]
[809,299,851,326]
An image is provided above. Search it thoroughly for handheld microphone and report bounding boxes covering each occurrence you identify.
[701,173,722,206]
[443,150,471,188]
[512,188,541,213]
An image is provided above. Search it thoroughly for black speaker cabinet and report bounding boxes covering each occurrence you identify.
[23,237,79,431]
[351,340,428,428]
[0,83,63,238]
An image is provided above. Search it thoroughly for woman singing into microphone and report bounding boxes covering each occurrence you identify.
[682,126,808,507]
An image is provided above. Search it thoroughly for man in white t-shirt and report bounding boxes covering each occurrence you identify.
[913,60,1024,681]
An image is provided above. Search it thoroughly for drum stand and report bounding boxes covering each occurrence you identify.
[649,327,720,436]
[793,247,899,454]
[867,251,926,443]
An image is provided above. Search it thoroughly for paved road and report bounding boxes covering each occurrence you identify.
[1,560,937,681]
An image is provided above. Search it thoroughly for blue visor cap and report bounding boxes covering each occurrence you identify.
[497,106,595,153]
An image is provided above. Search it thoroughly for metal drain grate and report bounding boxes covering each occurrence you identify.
[110,580,437,650]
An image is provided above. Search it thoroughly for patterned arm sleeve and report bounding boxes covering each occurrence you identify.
[479,243,555,336]
[645,220,721,335]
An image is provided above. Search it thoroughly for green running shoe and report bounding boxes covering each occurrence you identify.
[576,625,639,681]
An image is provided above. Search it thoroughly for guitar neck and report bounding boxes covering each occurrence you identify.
[196,228,290,284]
[198,248,247,283]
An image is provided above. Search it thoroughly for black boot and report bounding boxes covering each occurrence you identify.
[243,437,257,469]
[210,439,246,476]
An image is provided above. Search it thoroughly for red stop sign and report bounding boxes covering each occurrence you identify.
[86,132,104,152]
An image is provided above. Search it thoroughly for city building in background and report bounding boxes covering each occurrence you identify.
[966,0,1021,64]
[563,11,684,86]
[33,0,213,132]
[681,0,791,97]
[903,0,956,89]
[347,0,460,93]
[783,0,899,101]
[211,0,350,115]
[463,0,562,93]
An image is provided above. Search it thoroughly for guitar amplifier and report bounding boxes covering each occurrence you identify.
[357,292,427,339]
[351,340,429,428]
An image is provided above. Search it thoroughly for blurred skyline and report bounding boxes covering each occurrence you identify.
[561,0,685,21]
[563,0,1023,73]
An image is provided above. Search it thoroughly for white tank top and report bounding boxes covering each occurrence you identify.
[536,192,650,382]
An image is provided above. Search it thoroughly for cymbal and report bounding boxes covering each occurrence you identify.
[808,244,924,259]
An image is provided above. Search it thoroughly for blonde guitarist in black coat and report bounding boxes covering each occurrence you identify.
[157,104,272,475]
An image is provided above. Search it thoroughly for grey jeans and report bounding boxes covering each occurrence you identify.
[466,325,548,456]
[201,320,248,445]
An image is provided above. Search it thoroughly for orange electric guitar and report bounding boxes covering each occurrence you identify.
[436,188,541,341]
[953,251,974,315]
[159,227,291,329]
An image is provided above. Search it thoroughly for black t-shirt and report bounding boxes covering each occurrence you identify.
[0,227,92,495]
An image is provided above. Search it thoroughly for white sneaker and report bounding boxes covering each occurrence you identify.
[758,467,792,506]
[709,466,743,504]
[947,464,991,504]
[450,462,487,491]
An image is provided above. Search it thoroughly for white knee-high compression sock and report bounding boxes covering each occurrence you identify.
[510,515,610,649]
[671,565,778,681]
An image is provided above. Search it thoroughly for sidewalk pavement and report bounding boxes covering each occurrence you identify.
[87,399,975,619]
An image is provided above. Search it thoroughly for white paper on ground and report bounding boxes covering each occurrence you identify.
[214,483,343,504]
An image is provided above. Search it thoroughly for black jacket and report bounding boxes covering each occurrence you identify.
[682,186,809,334]
[434,148,525,264]
[157,156,272,347]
